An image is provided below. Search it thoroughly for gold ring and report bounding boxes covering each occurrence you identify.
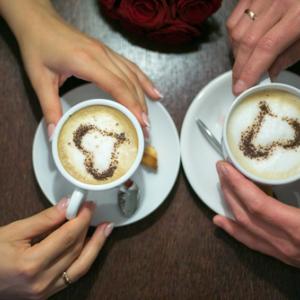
[244,8,256,21]
[62,271,72,286]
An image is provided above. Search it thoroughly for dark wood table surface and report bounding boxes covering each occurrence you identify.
[1,1,300,299]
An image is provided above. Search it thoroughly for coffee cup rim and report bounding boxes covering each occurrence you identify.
[223,82,300,185]
[51,99,144,191]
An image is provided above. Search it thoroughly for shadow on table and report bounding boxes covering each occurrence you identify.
[183,172,300,299]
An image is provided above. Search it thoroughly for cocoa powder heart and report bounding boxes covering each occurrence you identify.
[239,101,300,160]
[72,124,127,180]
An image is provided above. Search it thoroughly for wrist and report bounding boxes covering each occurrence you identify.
[0,0,56,43]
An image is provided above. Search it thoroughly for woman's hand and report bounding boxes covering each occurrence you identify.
[0,0,161,138]
[214,161,300,268]
[227,0,300,95]
[0,198,113,299]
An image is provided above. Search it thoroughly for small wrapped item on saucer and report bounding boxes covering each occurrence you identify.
[142,144,158,171]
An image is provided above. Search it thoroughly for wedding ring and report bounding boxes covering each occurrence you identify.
[62,271,72,286]
[244,8,256,21]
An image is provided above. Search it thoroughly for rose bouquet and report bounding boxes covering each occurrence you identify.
[99,0,222,46]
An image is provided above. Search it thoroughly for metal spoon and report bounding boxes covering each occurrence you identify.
[118,179,140,217]
[195,118,224,158]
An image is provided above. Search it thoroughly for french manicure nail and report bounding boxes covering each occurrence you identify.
[142,112,150,127]
[104,223,114,237]
[153,88,163,99]
[216,162,228,178]
[143,126,150,140]
[56,197,70,211]
[47,123,56,141]
[233,80,246,95]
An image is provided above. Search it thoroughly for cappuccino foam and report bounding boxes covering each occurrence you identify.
[227,89,300,180]
[58,105,138,185]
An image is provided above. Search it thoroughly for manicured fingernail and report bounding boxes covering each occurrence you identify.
[142,112,150,127]
[86,201,96,210]
[47,123,56,141]
[153,88,163,99]
[104,223,114,237]
[233,80,246,95]
[143,126,150,140]
[216,162,228,178]
[56,197,70,211]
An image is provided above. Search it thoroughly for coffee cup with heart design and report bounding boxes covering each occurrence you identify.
[51,99,144,219]
[222,83,300,186]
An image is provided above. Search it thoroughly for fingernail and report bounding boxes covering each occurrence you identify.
[142,112,150,127]
[153,87,163,99]
[143,126,150,140]
[56,197,70,211]
[47,123,56,141]
[87,201,96,210]
[104,223,114,237]
[216,162,228,178]
[233,80,247,95]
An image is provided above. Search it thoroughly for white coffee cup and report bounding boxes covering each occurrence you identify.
[222,82,300,186]
[51,99,144,219]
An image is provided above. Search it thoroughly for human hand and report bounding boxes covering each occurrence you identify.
[227,0,300,95]
[0,0,161,138]
[214,161,300,268]
[0,198,113,299]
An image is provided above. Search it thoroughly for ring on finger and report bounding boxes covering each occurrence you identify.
[244,9,256,21]
[62,271,72,286]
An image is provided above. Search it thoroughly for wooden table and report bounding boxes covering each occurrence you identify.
[1,1,300,299]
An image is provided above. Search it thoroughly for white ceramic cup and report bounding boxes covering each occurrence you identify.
[222,82,300,186]
[52,99,144,219]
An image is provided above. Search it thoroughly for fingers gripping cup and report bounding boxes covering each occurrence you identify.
[222,83,300,186]
[52,99,144,219]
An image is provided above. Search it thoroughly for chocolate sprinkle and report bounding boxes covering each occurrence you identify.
[73,124,128,180]
[239,100,300,160]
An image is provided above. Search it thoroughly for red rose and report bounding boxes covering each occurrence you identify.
[99,0,119,19]
[119,0,170,30]
[148,20,201,46]
[174,0,222,26]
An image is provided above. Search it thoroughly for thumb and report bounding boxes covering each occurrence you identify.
[31,68,62,138]
[13,198,69,240]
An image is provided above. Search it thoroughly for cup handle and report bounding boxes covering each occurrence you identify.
[66,189,86,220]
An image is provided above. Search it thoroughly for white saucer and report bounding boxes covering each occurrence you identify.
[33,84,180,227]
[181,70,300,218]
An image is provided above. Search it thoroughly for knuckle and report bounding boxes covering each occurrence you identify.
[28,282,47,300]
[62,227,77,248]
[241,34,258,50]
[111,78,127,92]
[73,49,93,66]
[277,242,296,258]
[257,36,275,52]
[226,19,234,33]
[234,212,248,226]
[18,259,40,280]
[76,263,90,279]
[247,199,263,216]
[231,28,242,44]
